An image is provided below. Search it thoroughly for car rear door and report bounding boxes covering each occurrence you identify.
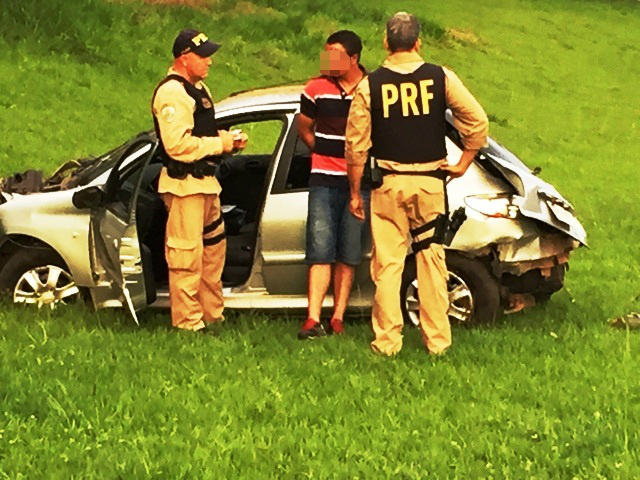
[257,113,309,294]
[259,113,372,296]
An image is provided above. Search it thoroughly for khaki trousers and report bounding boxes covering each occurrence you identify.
[370,174,451,355]
[162,192,226,331]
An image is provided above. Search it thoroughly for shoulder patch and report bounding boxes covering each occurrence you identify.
[161,105,176,123]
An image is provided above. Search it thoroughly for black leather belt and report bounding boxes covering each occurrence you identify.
[379,168,447,180]
[162,156,219,179]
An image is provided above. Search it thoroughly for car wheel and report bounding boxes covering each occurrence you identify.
[0,248,80,308]
[401,251,501,326]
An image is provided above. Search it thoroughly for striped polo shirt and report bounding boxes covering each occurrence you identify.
[301,74,362,188]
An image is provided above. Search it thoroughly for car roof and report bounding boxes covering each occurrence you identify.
[216,84,304,113]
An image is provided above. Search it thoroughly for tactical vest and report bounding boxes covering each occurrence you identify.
[151,74,220,164]
[369,63,447,163]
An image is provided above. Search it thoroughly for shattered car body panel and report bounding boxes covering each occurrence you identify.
[485,150,587,245]
[0,85,586,322]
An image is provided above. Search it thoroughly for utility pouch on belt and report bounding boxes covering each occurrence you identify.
[165,158,188,179]
[365,155,383,190]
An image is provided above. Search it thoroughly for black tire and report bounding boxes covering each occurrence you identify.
[0,248,80,307]
[400,251,501,326]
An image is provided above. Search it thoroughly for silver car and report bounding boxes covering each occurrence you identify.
[0,85,586,325]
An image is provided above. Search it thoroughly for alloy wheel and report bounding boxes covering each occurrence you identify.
[404,271,474,326]
[14,265,80,308]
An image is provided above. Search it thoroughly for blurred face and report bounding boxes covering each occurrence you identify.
[320,43,356,77]
[180,51,212,82]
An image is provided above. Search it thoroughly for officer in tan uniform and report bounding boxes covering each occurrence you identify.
[152,29,248,333]
[346,12,488,355]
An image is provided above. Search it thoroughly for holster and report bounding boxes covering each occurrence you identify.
[407,176,467,253]
[364,155,383,190]
[433,213,449,244]
[442,207,467,246]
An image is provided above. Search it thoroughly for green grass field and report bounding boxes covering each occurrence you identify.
[1,0,639,477]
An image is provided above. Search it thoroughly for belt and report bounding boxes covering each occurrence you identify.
[379,168,447,180]
[162,156,219,179]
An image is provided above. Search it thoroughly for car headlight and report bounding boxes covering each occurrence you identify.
[538,188,574,211]
[464,193,521,219]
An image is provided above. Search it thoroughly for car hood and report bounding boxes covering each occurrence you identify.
[481,141,587,245]
[0,188,77,213]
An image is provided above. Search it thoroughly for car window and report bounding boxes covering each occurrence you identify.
[215,117,287,221]
[284,136,311,191]
[104,141,155,219]
[73,136,153,188]
[225,119,283,156]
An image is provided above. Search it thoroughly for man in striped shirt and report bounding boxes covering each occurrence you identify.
[297,30,369,339]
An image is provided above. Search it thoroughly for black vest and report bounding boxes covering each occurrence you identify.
[151,74,220,162]
[369,63,447,163]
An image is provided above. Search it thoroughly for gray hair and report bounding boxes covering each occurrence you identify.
[386,12,421,52]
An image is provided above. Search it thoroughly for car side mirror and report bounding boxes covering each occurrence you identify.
[72,185,104,209]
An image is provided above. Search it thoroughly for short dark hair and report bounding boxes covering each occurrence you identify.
[326,30,363,61]
[386,12,421,52]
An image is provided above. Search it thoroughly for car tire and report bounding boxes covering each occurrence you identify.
[0,248,81,308]
[401,251,501,326]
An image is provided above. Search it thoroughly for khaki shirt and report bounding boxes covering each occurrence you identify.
[152,68,223,196]
[345,51,489,173]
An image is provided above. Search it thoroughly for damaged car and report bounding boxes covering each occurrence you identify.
[0,85,586,325]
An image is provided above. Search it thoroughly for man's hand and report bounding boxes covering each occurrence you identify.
[219,130,235,153]
[440,148,479,179]
[297,114,316,151]
[349,193,365,221]
[232,130,249,151]
[439,162,468,179]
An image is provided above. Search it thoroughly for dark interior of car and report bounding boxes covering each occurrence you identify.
[118,151,272,293]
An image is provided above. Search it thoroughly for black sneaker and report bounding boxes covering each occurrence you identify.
[297,319,327,340]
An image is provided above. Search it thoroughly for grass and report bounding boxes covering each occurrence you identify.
[1,303,638,478]
[1,0,639,477]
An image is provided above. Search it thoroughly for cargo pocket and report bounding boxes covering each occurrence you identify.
[433,244,449,280]
[166,237,200,272]
[415,183,446,220]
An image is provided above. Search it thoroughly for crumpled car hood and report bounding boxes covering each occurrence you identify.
[482,142,587,246]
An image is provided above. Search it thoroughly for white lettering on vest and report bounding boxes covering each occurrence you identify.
[401,83,419,117]
[420,79,434,115]
[381,79,435,118]
[381,84,399,118]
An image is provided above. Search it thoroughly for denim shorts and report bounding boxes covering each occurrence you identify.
[305,185,371,266]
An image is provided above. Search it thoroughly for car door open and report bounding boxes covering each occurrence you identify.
[87,136,158,323]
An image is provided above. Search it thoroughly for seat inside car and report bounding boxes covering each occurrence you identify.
[132,153,272,289]
[217,153,271,285]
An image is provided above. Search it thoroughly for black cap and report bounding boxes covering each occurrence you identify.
[172,29,221,58]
